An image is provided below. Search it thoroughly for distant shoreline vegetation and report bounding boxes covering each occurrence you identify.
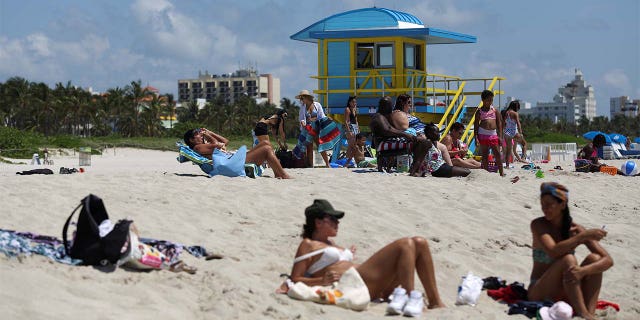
[1,76,639,158]
[0,76,300,157]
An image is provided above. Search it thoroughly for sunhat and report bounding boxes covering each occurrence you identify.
[537,301,572,320]
[295,90,314,100]
[305,199,344,219]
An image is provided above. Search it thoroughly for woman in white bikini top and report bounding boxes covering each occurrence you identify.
[289,199,446,310]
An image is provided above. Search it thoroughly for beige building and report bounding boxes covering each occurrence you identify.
[610,96,639,118]
[177,68,280,105]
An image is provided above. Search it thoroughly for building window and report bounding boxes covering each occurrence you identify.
[356,43,374,68]
[376,43,394,67]
[356,42,394,68]
[404,43,420,69]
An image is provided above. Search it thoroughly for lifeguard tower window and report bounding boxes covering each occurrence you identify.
[356,43,395,68]
[404,44,421,69]
[376,43,394,67]
[356,43,373,68]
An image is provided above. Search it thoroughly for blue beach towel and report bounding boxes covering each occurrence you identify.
[177,142,255,178]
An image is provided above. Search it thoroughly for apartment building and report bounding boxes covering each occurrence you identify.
[519,69,596,124]
[610,96,639,118]
[177,68,280,105]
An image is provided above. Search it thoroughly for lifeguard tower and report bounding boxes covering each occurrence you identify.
[291,7,505,149]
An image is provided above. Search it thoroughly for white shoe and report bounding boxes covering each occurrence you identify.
[402,290,424,317]
[386,287,408,315]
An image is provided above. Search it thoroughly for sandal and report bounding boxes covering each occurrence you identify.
[553,165,563,170]
[170,261,197,274]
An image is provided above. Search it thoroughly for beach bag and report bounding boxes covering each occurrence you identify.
[62,194,132,266]
[117,229,169,270]
[276,148,294,168]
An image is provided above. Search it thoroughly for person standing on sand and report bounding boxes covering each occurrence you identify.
[474,90,504,176]
[501,100,527,167]
[293,90,341,168]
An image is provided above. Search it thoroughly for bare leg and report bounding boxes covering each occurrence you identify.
[305,144,314,168]
[320,150,330,167]
[452,158,481,169]
[246,142,291,179]
[356,238,418,300]
[580,254,604,315]
[479,144,489,170]
[451,166,471,177]
[491,145,504,176]
[528,254,593,319]
[505,138,513,168]
[409,137,428,176]
[412,237,445,308]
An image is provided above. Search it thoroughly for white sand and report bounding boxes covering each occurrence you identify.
[0,148,638,319]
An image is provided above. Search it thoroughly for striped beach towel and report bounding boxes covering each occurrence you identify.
[292,117,342,159]
[376,137,413,152]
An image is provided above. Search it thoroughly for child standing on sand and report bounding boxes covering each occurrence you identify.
[474,90,504,176]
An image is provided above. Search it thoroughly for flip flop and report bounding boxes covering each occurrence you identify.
[554,165,563,170]
[170,261,197,274]
[510,176,520,184]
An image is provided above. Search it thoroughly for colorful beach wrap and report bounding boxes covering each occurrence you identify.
[293,117,341,159]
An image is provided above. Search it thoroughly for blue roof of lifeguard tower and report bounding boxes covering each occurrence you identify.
[291,7,476,44]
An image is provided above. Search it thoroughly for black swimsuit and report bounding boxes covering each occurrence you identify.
[254,122,268,136]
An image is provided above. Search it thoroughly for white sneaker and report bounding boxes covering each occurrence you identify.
[402,290,424,317]
[386,287,408,315]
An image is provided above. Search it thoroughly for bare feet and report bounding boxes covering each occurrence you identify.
[427,302,446,309]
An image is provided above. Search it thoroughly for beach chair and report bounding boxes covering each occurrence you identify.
[610,142,640,159]
[372,136,412,172]
[176,142,261,178]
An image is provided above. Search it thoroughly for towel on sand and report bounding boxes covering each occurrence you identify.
[287,267,370,311]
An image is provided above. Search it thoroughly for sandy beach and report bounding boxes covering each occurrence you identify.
[0,148,638,319]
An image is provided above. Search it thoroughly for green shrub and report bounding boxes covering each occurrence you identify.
[0,127,41,158]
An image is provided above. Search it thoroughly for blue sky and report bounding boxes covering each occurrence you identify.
[1,0,638,117]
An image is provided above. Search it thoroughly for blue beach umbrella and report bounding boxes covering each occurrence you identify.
[608,133,627,144]
[583,131,612,144]
[635,137,640,144]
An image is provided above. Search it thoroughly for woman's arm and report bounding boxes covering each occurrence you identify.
[315,102,326,120]
[532,220,607,259]
[299,107,306,127]
[438,142,453,166]
[276,120,287,149]
[203,129,228,146]
[496,110,504,143]
[344,107,352,127]
[515,112,523,135]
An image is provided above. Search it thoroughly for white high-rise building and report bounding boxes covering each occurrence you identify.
[520,69,596,124]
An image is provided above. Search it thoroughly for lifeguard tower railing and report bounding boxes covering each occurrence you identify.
[311,70,504,151]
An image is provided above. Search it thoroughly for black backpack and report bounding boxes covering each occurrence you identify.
[62,194,133,266]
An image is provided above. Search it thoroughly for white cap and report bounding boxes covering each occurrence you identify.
[538,301,572,320]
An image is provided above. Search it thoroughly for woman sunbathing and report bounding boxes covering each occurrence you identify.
[184,128,291,179]
[527,182,613,320]
[290,199,445,317]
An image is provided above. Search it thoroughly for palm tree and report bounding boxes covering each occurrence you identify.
[124,80,151,136]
